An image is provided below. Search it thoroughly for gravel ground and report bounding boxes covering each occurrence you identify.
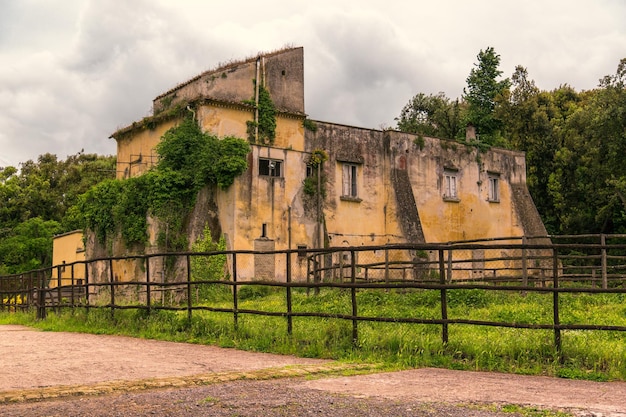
[2,325,625,417]
[1,378,537,417]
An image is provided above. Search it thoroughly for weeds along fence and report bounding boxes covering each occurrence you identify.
[2,235,626,359]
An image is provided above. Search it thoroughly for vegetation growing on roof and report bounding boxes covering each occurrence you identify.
[303,118,317,132]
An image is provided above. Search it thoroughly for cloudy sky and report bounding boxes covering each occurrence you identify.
[1,0,625,167]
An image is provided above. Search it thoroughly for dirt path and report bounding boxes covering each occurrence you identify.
[1,325,625,416]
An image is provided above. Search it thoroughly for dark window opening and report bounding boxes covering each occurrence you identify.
[259,158,282,177]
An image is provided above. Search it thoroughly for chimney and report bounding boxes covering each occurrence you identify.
[466,123,477,142]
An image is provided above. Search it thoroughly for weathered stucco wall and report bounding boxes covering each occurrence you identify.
[115,118,180,179]
[197,102,252,139]
[303,123,539,246]
[305,123,404,248]
[153,47,305,116]
[387,131,528,243]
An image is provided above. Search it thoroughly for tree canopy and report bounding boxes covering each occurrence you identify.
[0,152,116,274]
[463,47,510,145]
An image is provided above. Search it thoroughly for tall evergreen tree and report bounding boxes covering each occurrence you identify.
[463,47,510,145]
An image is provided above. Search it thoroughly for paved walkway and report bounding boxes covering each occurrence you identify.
[1,325,625,416]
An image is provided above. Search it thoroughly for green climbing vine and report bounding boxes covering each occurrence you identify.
[246,83,277,145]
[78,117,250,251]
[303,149,328,197]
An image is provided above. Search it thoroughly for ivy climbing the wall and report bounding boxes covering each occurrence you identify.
[303,148,328,197]
[78,117,250,251]
[246,83,277,145]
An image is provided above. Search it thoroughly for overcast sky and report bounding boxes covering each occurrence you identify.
[1,0,625,167]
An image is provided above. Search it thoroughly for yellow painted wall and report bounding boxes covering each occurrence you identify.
[275,115,305,151]
[197,104,252,138]
[115,119,180,179]
[51,230,86,287]
[399,136,526,243]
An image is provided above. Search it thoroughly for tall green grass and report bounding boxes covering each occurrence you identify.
[1,286,625,381]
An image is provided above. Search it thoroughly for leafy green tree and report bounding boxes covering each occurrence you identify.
[190,223,229,301]
[0,153,115,273]
[0,217,60,274]
[546,59,626,234]
[496,68,566,232]
[395,92,464,139]
[463,47,510,145]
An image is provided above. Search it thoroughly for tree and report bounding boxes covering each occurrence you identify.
[463,47,510,145]
[0,152,116,273]
[495,67,563,232]
[0,217,60,274]
[546,58,626,234]
[395,92,463,139]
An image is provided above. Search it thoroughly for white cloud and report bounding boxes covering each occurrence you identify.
[0,0,625,167]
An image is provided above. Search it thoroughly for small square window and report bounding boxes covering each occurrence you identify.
[259,158,282,177]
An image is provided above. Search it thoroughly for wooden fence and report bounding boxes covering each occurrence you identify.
[2,236,626,360]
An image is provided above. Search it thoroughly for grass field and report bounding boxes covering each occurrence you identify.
[2,285,625,381]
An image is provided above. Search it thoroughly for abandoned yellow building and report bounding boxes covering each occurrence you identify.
[87,46,547,282]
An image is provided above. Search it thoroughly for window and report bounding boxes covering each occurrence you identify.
[259,158,282,177]
[488,174,500,202]
[443,169,458,200]
[342,163,358,198]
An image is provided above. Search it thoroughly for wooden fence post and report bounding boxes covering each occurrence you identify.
[38,270,46,320]
[109,259,115,321]
[601,234,608,289]
[439,249,449,344]
[186,254,192,323]
[84,261,90,313]
[522,236,528,288]
[56,265,62,313]
[286,252,293,335]
[446,250,453,283]
[146,256,151,314]
[351,250,358,346]
[232,252,238,330]
[552,248,562,362]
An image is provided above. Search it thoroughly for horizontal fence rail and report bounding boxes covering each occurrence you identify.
[3,235,626,361]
